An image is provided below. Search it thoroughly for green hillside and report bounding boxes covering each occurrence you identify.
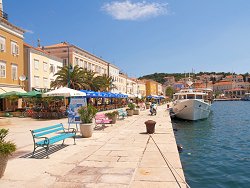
[138,72,241,84]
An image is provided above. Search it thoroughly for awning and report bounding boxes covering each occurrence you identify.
[0,87,27,93]
[43,87,86,97]
[0,91,28,98]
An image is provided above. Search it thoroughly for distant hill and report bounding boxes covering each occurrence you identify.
[138,73,185,84]
[138,72,242,84]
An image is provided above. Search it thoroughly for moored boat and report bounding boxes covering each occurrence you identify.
[170,80,212,121]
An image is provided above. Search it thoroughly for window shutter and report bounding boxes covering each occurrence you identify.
[16,45,19,55]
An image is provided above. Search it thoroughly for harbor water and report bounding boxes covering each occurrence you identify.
[173,101,250,188]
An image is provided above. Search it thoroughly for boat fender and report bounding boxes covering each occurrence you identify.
[177,144,183,152]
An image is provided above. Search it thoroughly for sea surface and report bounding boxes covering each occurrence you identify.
[173,101,250,188]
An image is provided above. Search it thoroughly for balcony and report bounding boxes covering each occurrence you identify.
[0,10,8,20]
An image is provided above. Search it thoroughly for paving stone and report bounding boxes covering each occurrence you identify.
[130,181,187,188]
[0,105,186,187]
[98,174,131,184]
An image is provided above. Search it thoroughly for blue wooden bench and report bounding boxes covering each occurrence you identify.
[30,123,76,158]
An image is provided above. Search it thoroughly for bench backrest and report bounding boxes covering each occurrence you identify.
[31,123,64,138]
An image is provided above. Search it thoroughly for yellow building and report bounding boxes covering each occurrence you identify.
[0,6,25,110]
[137,80,146,97]
[143,79,158,96]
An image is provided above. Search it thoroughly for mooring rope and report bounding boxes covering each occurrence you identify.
[170,105,187,117]
[149,134,191,188]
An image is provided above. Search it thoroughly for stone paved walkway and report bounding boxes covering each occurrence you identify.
[0,105,187,188]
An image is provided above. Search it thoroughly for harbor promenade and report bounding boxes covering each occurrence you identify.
[0,105,186,188]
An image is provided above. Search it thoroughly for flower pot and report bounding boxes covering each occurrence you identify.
[133,109,140,115]
[79,123,93,138]
[0,154,9,178]
[146,104,150,109]
[144,120,156,134]
[127,109,134,116]
[111,116,117,124]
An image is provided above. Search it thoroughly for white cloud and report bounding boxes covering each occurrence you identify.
[24,29,34,34]
[102,1,168,21]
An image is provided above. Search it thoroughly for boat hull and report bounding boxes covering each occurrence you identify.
[172,99,211,121]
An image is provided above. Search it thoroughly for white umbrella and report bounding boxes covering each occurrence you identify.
[42,87,86,97]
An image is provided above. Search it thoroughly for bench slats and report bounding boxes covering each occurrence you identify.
[32,123,63,133]
[31,123,76,158]
[34,127,64,137]
[36,133,75,145]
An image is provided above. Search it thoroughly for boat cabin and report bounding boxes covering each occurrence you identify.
[173,93,206,101]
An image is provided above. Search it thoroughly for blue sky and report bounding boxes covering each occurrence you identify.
[4,0,250,77]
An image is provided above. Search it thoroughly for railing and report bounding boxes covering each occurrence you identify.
[0,10,8,20]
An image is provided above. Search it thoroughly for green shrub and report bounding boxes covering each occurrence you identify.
[128,103,135,110]
[78,105,98,123]
[0,129,16,156]
[105,111,118,118]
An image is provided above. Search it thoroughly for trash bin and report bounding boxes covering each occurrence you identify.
[144,120,156,134]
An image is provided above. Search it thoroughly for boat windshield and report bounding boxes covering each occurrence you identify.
[196,95,203,99]
[187,94,195,99]
[178,95,186,100]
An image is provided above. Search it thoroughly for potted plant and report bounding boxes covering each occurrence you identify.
[145,102,150,109]
[0,129,16,178]
[133,105,140,115]
[105,111,118,124]
[78,105,98,138]
[127,103,135,116]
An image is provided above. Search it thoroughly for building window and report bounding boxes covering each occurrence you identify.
[34,76,39,87]
[80,59,83,67]
[50,64,55,74]
[11,41,19,56]
[75,57,79,66]
[0,61,6,78]
[11,64,18,80]
[43,78,48,88]
[88,63,91,71]
[63,59,67,66]
[34,59,39,70]
[84,61,87,69]
[43,62,48,72]
[0,36,6,52]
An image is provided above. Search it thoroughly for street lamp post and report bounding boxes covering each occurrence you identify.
[67,44,72,88]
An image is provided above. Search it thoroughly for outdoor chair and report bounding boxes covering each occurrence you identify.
[118,109,127,119]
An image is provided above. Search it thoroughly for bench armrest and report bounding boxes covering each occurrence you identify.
[34,136,50,144]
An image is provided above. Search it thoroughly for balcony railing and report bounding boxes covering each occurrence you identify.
[0,10,8,20]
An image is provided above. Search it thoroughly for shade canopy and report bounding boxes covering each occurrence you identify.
[80,90,128,98]
[146,95,164,99]
[0,91,28,98]
[23,90,42,97]
[43,87,86,97]
[80,90,102,98]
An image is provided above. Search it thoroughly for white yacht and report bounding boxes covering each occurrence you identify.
[171,81,212,121]
[242,93,250,101]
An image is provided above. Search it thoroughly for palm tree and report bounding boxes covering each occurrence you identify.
[93,74,117,92]
[82,69,96,91]
[50,65,90,90]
